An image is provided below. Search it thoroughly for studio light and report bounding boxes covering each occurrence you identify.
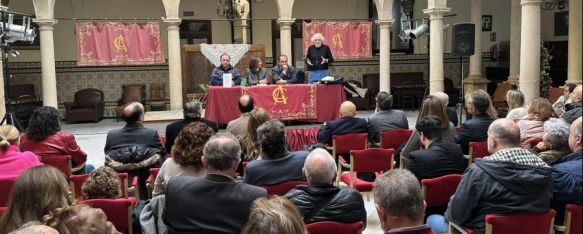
[409,23,428,39]
[2,13,36,43]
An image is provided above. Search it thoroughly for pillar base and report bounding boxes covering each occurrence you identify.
[463,75,489,96]
[565,79,583,85]
[506,74,520,86]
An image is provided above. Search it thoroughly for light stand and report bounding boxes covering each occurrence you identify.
[456,56,467,125]
[0,41,23,131]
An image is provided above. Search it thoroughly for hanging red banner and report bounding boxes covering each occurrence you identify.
[303,21,373,60]
[76,21,165,66]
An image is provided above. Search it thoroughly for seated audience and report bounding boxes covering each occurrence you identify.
[140,194,167,234]
[464,90,498,121]
[400,95,457,164]
[42,204,118,234]
[227,94,254,140]
[553,83,576,116]
[551,117,582,224]
[533,118,571,165]
[163,133,267,233]
[562,84,582,124]
[317,101,369,145]
[406,116,466,181]
[244,56,267,85]
[0,166,73,233]
[271,54,301,84]
[285,149,366,226]
[242,196,307,234]
[0,125,42,180]
[153,122,213,197]
[431,91,458,126]
[505,89,527,120]
[457,90,497,154]
[517,97,553,143]
[8,222,58,234]
[373,169,434,234]
[210,53,241,86]
[427,119,551,234]
[164,100,217,153]
[81,166,120,200]
[366,91,409,145]
[242,108,270,161]
[20,106,87,173]
[244,120,309,186]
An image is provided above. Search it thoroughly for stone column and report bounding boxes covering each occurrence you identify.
[378,20,392,92]
[519,0,541,102]
[567,0,582,84]
[0,5,5,117]
[34,19,59,108]
[163,18,183,110]
[507,0,521,85]
[463,0,489,94]
[241,20,248,44]
[423,0,450,93]
[277,18,295,63]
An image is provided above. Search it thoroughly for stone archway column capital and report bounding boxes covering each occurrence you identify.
[33,18,58,29]
[376,19,394,28]
[277,18,295,27]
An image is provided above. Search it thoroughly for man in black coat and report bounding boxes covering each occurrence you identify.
[164,100,218,153]
[163,133,267,234]
[406,116,466,182]
[457,91,497,154]
[317,101,370,145]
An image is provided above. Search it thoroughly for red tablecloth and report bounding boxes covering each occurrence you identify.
[205,84,345,124]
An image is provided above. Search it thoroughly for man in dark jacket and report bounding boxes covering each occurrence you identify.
[164,100,218,153]
[318,101,370,145]
[561,85,582,124]
[285,148,366,227]
[427,119,552,234]
[406,116,466,182]
[551,117,582,224]
[457,90,497,154]
[367,91,409,144]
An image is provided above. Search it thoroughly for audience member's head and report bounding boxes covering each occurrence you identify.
[376,91,394,111]
[0,125,20,151]
[506,89,525,110]
[563,83,577,97]
[26,106,61,142]
[43,205,117,234]
[256,120,287,160]
[470,90,494,117]
[568,117,582,152]
[487,118,521,154]
[373,169,426,232]
[416,116,444,145]
[122,102,144,123]
[431,91,450,107]
[8,222,58,234]
[569,85,582,103]
[81,166,120,200]
[172,122,215,168]
[303,148,337,185]
[183,100,203,119]
[0,166,72,233]
[419,95,450,129]
[220,53,231,68]
[202,133,241,176]
[526,97,553,121]
[278,54,289,67]
[238,94,255,114]
[242,196,307,234]
[339,101,357,118]
[542,118,571,151]
[244,108,271,160]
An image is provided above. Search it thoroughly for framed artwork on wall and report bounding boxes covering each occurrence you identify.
[482,15,492,32]
[554,11,568,36]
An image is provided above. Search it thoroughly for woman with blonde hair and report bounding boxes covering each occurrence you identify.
[0,125,42,180]
[242,108,271,161]
[517,97,554,143]
[245,56,268,86]
[505,89,527,120]
[242,196,307,234]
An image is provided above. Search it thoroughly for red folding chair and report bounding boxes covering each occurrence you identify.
[484,209,556,234]
[82,198,133,234]
[0,178,16,207]
[146,168,161,196]
[527,137,543,149]
[468,141,489,167]
[380,129,413,150]
[40,155,73,177]
[339,148,393,200]
[261,180,309,196]
[421,174,463,208]
[555,204,582,234]
[332,133,368,185]
[70,173,136,204]
[305,221,363,234]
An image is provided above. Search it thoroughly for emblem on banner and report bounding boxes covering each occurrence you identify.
[114,35,128,52]
[332,32,343,48]
[272,85,288,105]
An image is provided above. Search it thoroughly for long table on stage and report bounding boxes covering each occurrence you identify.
[205,84,346,124]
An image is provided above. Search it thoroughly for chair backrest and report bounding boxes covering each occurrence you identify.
[40,155,73,177]
[468,141,488,166]
[565,204,582,234]
[350,148,394,173]
[121,84,146,104]
[261,181,309,196]
[306,221,363,234]
[82,198,133,233]
[421,174,463,208]
[71,173,131,200]
[333,133,368,157]
[75,88,104,108]
[527,137,543,149]
[485,209,556,234]
[549,87,563,104]
[380,129,413,150]
[0,179,17,207]
[149,83,165,101]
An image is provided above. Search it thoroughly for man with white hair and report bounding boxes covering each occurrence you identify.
[285,148,366,226]
[305,33,334,83]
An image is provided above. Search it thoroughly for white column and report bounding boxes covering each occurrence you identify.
[0,5,5,118]
[507,0,521,85]
[468,0,483,79]
[567,0,582,84]
[519,0,541,102]
[34,19,59,108]
[277,18,295,63]
[163,18,183,110]
[378,20,392,92]
[241,20,248,44]
[424,0,450,93]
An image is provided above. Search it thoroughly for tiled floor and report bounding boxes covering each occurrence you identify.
[61,109,422,233]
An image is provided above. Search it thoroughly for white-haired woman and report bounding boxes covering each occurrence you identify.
[305,33,334,83]
[534,118,572,165]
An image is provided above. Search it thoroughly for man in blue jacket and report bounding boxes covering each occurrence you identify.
[210,54,241,86]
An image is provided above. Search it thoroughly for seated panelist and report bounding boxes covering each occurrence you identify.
[210,53,241,86]
[272,54,302,84]
[244,56,267,86]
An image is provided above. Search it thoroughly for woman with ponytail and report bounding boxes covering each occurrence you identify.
[0,125,42,180]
